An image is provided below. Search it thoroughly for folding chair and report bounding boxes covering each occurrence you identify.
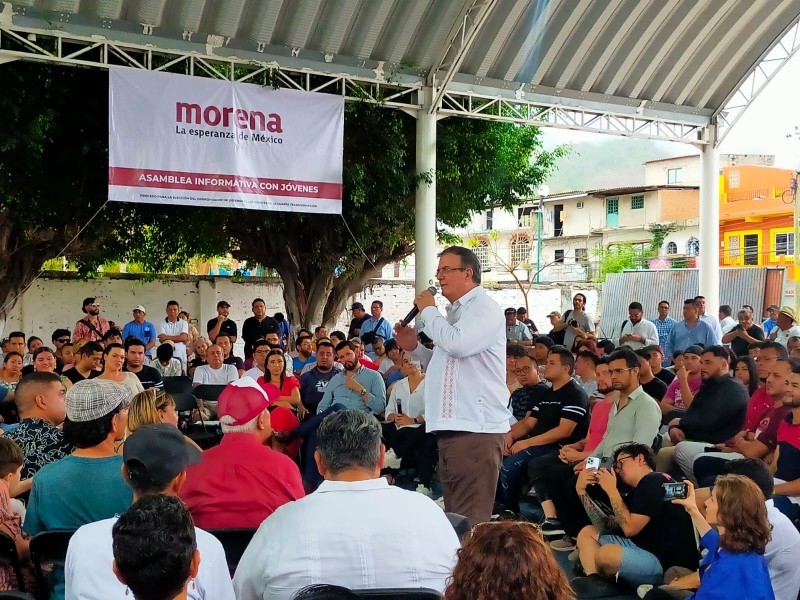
[0,531,26,593]
[352,589,441,599]
[162,376,194,395]
[29,530,74,599]
[207,528,257,576]
[172,393,219,449]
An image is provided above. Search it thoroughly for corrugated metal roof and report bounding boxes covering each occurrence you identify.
[599,267,781,340]
[4,0,800,121]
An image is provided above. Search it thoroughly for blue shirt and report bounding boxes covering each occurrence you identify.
[653,316,676,358]
[121,320,157,355]
[292,355,316,373]
[669,319,717,353]
[690,529,774,600]
[764,318,778,335]
[318,366,387,414]
[359,317,393,351]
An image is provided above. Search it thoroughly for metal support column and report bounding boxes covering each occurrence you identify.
[415,87,437,293]
[699,125,720,313]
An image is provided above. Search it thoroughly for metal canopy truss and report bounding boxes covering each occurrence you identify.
[439,91,706,144]
[0,24,422,111]
[716,19,800,145]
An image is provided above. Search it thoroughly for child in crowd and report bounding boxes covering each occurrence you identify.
[0,437,36,592]
[149,342,182,377]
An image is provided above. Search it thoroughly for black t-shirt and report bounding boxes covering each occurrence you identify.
[124,365,163,390]
[654,368,675,386]
[348,315,370,339]
[508,382,549,422]
[530,380,589,443]
[206,317,238,341]
[627,472,698,570]
[241,316,280,358]
[189,357,207,370]
[224,355,245,371]
[62,368,100,385]
[548,328,566,346]
[730,324,765,357]
[642,377,668,401]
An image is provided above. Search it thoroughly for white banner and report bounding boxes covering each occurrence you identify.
[108,67,344,214]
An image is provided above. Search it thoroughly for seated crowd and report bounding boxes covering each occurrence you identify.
[0,293,799,600]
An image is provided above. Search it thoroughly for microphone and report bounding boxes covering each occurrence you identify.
[400,286,438,327]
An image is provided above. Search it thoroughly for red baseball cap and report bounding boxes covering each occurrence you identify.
[218,377,271,426]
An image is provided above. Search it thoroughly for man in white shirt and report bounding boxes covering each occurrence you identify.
[193,344,238,386]
[158,300,189,371]
[694,295,723,343]
[233,409,459,600]
[770,306,800,348]
[243,339,270,380]
[718,305,737,334]
[65,423,235,600]
[394,245,511,524]
[618,302,659,351]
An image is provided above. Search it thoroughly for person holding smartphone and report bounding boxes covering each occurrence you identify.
[571,443,698,598]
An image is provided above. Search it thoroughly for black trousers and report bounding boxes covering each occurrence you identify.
[386,425,438,487]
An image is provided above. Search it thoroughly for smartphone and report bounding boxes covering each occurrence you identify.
[662,482,688,501]
[585,456,601,470]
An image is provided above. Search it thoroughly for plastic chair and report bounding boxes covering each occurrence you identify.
[29,530,74,599]
[162,376,193,395]
[445,512,471,541]
[207,528,257,576]
[193,384,226,404]
[0,531,26,592]
[352,589,441,599]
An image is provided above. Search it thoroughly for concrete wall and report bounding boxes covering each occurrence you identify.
[4,273,603,348]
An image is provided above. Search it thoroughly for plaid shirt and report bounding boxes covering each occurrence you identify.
[653,317,676,356]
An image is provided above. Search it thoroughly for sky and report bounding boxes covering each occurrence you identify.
[540,51,800,169]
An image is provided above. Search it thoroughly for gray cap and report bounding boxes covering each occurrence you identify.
[66,379,130,422]
[123,424,202,484]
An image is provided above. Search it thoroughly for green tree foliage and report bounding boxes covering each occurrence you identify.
[1,62,566,327]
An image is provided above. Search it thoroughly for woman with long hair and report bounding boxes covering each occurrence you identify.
[733,356,759,396]
[444,521,575,600]
[259,349,306,418]
[0,353,23,398]
[97,343,143,398]
[645,475,774,600]
[126,389,202,452]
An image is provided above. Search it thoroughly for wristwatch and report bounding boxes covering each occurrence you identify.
[413,417,419,424]
[359,387,368,397]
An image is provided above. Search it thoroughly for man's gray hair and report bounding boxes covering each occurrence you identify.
[317,410,382,475]
[220,412,262,434]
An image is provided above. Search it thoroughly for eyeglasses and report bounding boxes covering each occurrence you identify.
[56,338,70,344]
[614,456,633,470]
[435,266,467,277]
[254,349,269,355]
[609,367,634,375]
[755,356,778,362]
[514,367,533,376]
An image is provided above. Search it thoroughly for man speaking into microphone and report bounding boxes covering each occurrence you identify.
[394,245,511,524]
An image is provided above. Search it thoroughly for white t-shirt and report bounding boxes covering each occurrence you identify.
[65,515,235,600]
[243,366,266,380]
[193,364,239,386]
[158,319,189,364]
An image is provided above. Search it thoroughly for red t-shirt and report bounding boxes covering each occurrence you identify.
[360,357,379,371]
[179,433,304,530]
[258,375,300,403]
[585,398,614,454]
[745,386,773,432]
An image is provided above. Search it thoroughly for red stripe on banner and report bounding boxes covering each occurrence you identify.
[109,167,343,200]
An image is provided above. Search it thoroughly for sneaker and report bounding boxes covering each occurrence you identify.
[571,574,621,598]
[540,518,565,538]
[491,510,518,521]
[637,584,654,599]
[416,484,433,497]
[384,449,402,470]
[549,535,576,551]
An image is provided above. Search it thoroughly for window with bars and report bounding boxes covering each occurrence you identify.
[776,232,795,256]
[631,195,644,210]
[510,237,531,266]
[606,198,619,214]
[554,249,565,263]
[667,241,678,254]
[575,248,588,263]
[473,241,489,267]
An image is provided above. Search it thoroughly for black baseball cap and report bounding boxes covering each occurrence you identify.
[123,423,202,484]
[217,300,231,308]
[351,302,365,310]
[504,307,517,315]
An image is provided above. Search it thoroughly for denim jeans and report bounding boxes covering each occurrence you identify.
[499,444,557,512]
